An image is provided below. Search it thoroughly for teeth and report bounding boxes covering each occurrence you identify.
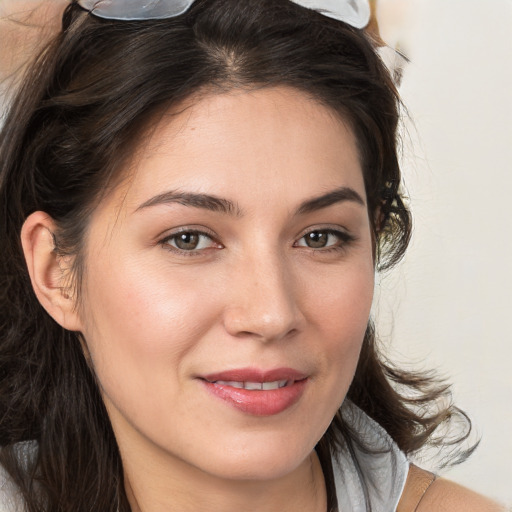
[245,381,263,390]
[216,381,244,388]
[214,380,290,390]
[263,380,288,390]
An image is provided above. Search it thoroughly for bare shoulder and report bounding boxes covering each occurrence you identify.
[417,477,507,512]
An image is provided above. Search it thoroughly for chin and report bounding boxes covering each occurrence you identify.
[191,431,318,482]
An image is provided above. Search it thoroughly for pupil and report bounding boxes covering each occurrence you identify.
[307,232,327,248]
[176,233,199,250]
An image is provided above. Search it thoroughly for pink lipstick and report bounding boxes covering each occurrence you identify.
[200,367,308,416]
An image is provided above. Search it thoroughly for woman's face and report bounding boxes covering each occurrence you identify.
[78,86,375,481]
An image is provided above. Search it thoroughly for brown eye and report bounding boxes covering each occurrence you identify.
[304,231,329,248]
[163,231,217,252]
[295,229,353,250]
[174,232,200,250]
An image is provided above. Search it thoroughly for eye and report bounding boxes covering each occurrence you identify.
[295,229,353,250]
[161,230,219,252]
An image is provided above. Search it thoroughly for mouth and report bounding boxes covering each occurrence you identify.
[207,379,291,390]
[200,368,308,416]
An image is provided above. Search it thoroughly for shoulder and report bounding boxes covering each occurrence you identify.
[399,464,507,512]
[417,477,507,512]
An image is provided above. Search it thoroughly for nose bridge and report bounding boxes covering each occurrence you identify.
[223,247,301,341]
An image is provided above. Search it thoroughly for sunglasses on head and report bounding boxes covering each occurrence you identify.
[76,0,371,28]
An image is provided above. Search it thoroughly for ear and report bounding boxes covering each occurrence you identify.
[20,211,83,332]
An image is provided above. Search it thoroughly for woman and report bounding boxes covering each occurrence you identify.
[0,1,505,511]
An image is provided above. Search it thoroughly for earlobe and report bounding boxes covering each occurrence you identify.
[20,211,83,332]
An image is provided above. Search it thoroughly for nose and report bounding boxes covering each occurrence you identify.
[222,252,304,343]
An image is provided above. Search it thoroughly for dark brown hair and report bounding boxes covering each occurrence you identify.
[0,1,473,510]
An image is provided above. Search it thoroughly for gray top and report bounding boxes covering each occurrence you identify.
[0,441,34,511]
[0,402,409,511]
[334,401,409,511]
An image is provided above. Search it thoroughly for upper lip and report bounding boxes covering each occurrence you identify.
[202,367,308,383]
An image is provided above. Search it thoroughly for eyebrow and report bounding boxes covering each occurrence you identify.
[136,191,242,216]
[135,186,365,216]
[296,187,365,214]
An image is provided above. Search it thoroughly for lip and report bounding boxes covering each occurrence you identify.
[200,367,308,416]
[203,367,307,383]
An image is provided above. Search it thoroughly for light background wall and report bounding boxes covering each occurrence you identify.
[375,0,512,505]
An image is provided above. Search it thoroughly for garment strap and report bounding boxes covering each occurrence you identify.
[396,464,437,512]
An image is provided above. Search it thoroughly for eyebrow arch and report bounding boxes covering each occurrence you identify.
[135,190,242,216]
[296,187,365,214]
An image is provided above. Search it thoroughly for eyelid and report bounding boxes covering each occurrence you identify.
[156,224,216,240]
[294,226,356,249]
[295,224,353,239]
[159,226,223,253]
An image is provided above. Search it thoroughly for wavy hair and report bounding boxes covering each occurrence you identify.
[0,1,473,510]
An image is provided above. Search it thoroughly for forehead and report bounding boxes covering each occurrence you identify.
[105,86,366,217]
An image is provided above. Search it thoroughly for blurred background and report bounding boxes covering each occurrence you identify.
[374,0,512,505]
[1,0,511,506]
[0,0,67,121]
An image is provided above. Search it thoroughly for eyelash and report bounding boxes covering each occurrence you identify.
[159,227,355,255]
[294,228,356,253]
[160,228,221,256]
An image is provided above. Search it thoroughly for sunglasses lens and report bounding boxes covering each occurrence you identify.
[77,0,196,20]
[76,0,370,28]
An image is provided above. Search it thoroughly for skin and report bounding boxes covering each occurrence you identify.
[20,86,507,511]
[417,478,507,512]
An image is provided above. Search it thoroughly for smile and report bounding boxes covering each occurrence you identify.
[210,380,290,390]
[200,368,308,416]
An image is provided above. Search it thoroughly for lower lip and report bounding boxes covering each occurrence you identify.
[201,379,308,416]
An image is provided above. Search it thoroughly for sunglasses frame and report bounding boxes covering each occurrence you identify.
[76,0,371,28]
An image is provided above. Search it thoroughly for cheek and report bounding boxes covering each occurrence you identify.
[78,252,219,403]
[305,250,374,331]
[304,256,374,388]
